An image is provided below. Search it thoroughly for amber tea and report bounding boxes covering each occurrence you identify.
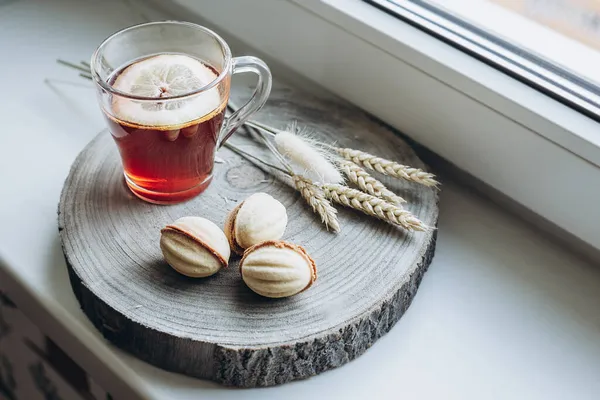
[104,54,227,203]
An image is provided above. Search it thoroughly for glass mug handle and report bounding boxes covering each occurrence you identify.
[217,56,272,148]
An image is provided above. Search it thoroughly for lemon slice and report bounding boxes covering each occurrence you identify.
[111,54,222,127]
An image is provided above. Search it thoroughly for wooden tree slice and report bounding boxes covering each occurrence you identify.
[58,83,439,387]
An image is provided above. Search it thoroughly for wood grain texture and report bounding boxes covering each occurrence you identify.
[58,83,439,387]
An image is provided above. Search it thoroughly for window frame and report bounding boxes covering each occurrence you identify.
[168,0,600,251]
[369,0,600,122]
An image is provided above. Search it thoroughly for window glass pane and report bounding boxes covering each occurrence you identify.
[492,0,600,53]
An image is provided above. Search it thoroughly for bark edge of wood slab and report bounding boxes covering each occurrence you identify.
[58,84,439,387]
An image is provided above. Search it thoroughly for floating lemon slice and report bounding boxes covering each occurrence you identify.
[111,54,223,128]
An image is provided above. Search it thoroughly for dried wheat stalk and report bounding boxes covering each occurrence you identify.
[338,160,406,205]
[335,147,439,187]
[322,184,428,231]
[294,175,341,233]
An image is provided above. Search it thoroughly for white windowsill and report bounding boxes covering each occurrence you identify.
[1,1,600,400]
[166,0,600,252]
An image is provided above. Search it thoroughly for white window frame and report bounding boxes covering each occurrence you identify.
[167,0,600,251]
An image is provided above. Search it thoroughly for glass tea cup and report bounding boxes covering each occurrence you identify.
[91,21,272,204]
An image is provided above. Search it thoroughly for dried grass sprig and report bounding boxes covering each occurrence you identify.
[275,124,344,184]
[246,120,343,184]
[335,147,439,188]
[294,175,340,232]
[338,160,406,205]
[322,184,428,232]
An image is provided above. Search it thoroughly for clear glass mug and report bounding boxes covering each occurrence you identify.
[91,21,272,204]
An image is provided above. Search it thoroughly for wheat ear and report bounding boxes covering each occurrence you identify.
[335,147,439,187]
[294,175,341,233]
[338,160,406,205]
[322,184,428,231]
